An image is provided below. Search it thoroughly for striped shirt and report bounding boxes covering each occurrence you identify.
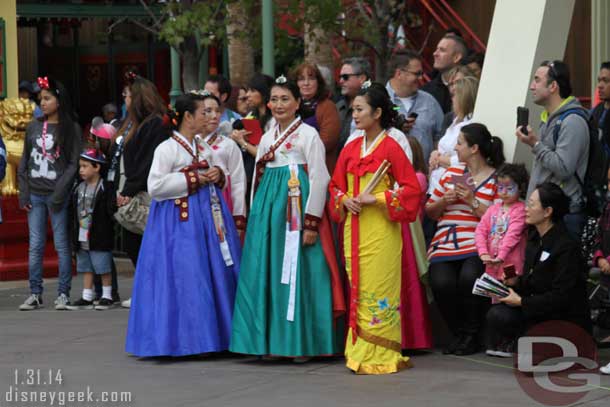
[427,165,498,263]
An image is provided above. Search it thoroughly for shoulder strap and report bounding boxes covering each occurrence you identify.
[552,108,589,145]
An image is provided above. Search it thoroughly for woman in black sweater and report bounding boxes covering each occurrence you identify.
[486,182,591,356]
[115,75,169,308]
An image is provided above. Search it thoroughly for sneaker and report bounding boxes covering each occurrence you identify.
[66,298,94,310]
[112,292,121,304]
[54,293,70,310]
[601,362,610,375]
[95,298,114,311]
[92,295,101,306]
[121,298,131,308]
[486,348,500,357]
[19,294,43,311]
[495,340,515,358]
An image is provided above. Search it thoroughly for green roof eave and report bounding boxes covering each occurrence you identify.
[16,3,163,20]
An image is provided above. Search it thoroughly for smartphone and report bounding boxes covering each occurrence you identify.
[503,264,516,279]
[517,106,529,135]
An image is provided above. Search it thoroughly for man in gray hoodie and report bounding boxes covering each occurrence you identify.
[516,60,589,241]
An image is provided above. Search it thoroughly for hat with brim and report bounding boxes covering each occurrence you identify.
[90,123,117,140]
[80,148,106,164]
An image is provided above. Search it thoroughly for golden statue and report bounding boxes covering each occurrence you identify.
[0,98,35,195]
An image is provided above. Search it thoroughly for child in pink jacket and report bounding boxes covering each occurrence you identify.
[475,164,529,285]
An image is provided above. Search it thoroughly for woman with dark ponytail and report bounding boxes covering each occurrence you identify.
[425,122,505,355]
[126,92,241,357]
[18,76,82,311]
[329,82,424,374]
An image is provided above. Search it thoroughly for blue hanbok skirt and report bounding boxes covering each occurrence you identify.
[125,185,241,357]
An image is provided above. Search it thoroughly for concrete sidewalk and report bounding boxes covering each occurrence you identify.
[1,274,609,407]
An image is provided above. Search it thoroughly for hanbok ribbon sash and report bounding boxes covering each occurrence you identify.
[172,133,198,163]
[210,184,234,267]
[281,164,301,322]
[253,119,302,195]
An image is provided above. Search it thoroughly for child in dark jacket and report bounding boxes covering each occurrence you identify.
[67,149,117,311]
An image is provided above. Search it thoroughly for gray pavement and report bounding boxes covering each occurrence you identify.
[1,270,609,407]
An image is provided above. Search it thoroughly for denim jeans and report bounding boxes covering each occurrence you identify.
[27,193,72,296]
[563,212,586,244]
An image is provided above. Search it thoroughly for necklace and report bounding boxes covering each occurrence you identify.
[41,121,61,160]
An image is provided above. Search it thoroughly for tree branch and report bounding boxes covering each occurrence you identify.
[417,24,434,55]
[107,17,128,34]
[352,1,373,24]
[129,17,161,36]
[139,0,164,29]
[342,34,382,60]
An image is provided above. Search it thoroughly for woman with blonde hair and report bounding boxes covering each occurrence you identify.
[428,75,479,194]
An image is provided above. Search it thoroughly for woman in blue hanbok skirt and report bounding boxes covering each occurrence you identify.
[125,92,241,357]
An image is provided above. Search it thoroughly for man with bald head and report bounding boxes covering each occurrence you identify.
[422,34,468,113]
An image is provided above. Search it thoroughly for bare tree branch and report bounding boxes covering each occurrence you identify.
[107,17,128,34]
[139,0,163,28]
[417,24,434,55]
[129,17,162,36]
[342,34,382,59]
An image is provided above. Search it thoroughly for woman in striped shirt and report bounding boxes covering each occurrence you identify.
[425,123,505,355]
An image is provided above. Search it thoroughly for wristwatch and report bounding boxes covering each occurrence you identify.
[471,198,480,209]
[240,142,248,152]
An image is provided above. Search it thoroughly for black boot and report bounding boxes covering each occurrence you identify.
[442,335,463,355]
[454,335,479,356]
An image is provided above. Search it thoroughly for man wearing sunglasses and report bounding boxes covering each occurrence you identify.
[516,60,590,242]
[336,57,371,152]
[386,49,443,162]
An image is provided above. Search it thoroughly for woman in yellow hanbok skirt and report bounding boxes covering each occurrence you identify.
[329,82,421,374]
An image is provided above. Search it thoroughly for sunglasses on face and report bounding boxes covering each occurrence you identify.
[400,69,424,78]
[339,73,361,82]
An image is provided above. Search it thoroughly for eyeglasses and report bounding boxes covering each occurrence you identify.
[339,73,362,81]
[400,69,424,78]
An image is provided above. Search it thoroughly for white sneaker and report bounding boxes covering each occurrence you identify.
[121,298,131,308]
[601,362,610,375]
[54,293,70,310]
[19,294,43,311]
[485,349,499,357]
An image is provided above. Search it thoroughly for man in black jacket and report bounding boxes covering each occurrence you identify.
[592,61,610,148]
[422,34,467,113]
